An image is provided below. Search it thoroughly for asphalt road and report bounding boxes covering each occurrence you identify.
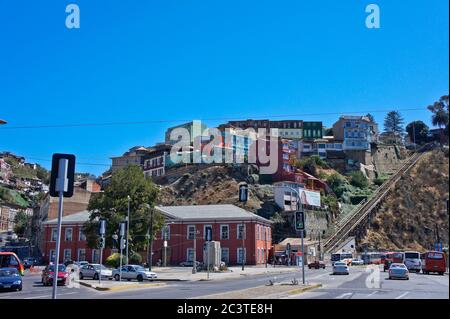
[0,266,448,299]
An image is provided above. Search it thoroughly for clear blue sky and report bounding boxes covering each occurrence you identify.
[0,1,448,175]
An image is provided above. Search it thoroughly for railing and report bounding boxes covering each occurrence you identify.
[322,147,429,253]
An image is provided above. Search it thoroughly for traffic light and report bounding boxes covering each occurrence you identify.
[295,211,305,231]
[99,237,105,249]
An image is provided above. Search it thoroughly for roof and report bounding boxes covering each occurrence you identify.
[155,204,272,224]
[43,210,91,225]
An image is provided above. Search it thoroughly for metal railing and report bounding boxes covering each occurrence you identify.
[322,148,428,253]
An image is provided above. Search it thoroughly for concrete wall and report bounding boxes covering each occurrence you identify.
[371,145,408,175]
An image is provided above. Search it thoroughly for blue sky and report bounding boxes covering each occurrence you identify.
[0,1,448,175]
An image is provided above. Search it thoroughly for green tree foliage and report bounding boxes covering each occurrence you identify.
[326,173,347,197]
[366,113,375,123]
[13,210,31,238]
[296,155,328,176]
[384,111,405,143]
[83,165,163,254]
[406,121,429,145]
[105,253,127,268]
[428,95,449,143]
[348,171,369,189]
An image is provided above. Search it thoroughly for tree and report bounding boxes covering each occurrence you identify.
[366,113,375,123]
[348,171,368,189]
[83,165,163,256]
[428,95,449,144]
[326,173,347,197]
[406,121,429,145]
[13,211,31,238]
[384,111,405,144]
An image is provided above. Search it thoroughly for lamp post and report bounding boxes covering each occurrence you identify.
[192,229,200,274]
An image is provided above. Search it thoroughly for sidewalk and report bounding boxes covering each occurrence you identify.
[152,265,301,281]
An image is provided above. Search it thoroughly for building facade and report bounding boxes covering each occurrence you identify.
[153,205,273,266]
[143,144,172,178]
[110,146,152,173]
[332,115,378,151]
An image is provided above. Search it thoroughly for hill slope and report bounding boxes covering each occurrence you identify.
[359,149,449,251]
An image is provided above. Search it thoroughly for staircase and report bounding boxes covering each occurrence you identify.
[322,147,430,254]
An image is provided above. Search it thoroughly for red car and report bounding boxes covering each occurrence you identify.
[0,252,25,276]
[41,264,69,286]
[308,260,326,269]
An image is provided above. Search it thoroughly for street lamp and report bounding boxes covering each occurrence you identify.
[192,229,200,274]
[163,222,174,267]
[126,195,130,264]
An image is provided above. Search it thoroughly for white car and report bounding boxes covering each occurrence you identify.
[332,262,350,275]
[79,264,112,280]
[112,265,158,282]
[351,259,364,266]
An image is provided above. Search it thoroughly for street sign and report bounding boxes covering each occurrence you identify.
[239,183,248,202]
[295,211,305,231]
[205,227,212,241]
[99,219,106,236]
[119,222,126,237]
[49,153,76,197]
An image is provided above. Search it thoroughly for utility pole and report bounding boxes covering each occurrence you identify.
[241,222,245,271]
[126,195,130,264]
[192,229,199,274]
[119,222,126,281]
[147,208,154,271]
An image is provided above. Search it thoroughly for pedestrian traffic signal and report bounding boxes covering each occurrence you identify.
[295,211,305,231]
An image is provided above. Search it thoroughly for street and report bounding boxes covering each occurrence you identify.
[0,265,447,299]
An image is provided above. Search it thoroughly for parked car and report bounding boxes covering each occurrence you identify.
[351,259,364,266]
[41,264,69,286]
[332,262,349,275]
[388,263,409,280]
[308,260,326,269]
[421,251,446,275]
[23,257,37,269]
[0,252,24,276]
[0,268,22,291]
[112,265,157,282]
[79,264,112,280]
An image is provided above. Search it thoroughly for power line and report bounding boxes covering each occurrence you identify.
[0,107,428,130]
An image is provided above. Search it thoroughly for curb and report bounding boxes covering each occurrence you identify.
[286,283,323,295]
[78,281,166,292]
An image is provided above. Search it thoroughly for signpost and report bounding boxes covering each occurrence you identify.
[49,154,75,300]
[205,227,212,280]
[238,184,248,271]
[119,222,126,281]
[295,210,306,285]
[98,219,106,286]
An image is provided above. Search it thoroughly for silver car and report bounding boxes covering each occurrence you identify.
[332,262,350,275]
[112,265,157,282]
[388,263,409,280]
[79,264,112,280]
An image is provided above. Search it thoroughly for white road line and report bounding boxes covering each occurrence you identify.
[367,290,378,297]
[24,291,78,299]
[335,292,353,299]
[395,291,409,299]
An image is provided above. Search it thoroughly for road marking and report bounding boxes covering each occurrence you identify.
[24,291,78,299]
[367,290,378,297]
[395,291,409,299]
[310,273,329,280]
[335,292,353,299]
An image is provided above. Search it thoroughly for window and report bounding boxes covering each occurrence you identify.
[187,225,196,240]
[79,229,86,241]
[78,249,86,261]
[237,224,246,240]
[204,225,212,240]
[92,250,99,263]
[237,248,246,264]
[49,249,56,263]
[65,228,73,241]
[221,248,229,263]
[220,225,229,240]
[187,248,195,262]
[63,249,71,262]
[51,228,58,241]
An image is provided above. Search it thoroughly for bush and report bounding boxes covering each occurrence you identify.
[373,175,388,186]
[105,253,127,268]
[129,252,142,265]
[326,173,347,197]
[348,171,369,189]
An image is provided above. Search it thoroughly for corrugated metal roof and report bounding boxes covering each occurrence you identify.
[43,210,91,225]
[156,204,272,223]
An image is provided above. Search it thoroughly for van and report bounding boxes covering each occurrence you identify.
[421,251,446,275]
[0,252,25,276]
[404,251,421,273]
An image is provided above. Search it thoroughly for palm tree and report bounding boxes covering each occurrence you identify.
[428,95,449,145]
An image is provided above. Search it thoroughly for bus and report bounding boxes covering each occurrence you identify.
[383,252,405,271]
[421,251,446,275]
[361,252,385,265]
[331,252,353,265]
[404,251,422,272]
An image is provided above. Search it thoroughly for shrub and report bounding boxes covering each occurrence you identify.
[129,252,142,265]
[326,173,348,197]
[348,171,369,189]
[105,253,127,268]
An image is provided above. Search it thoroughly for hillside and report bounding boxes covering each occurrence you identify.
[358,148,449,251]
[156,165,279,218]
